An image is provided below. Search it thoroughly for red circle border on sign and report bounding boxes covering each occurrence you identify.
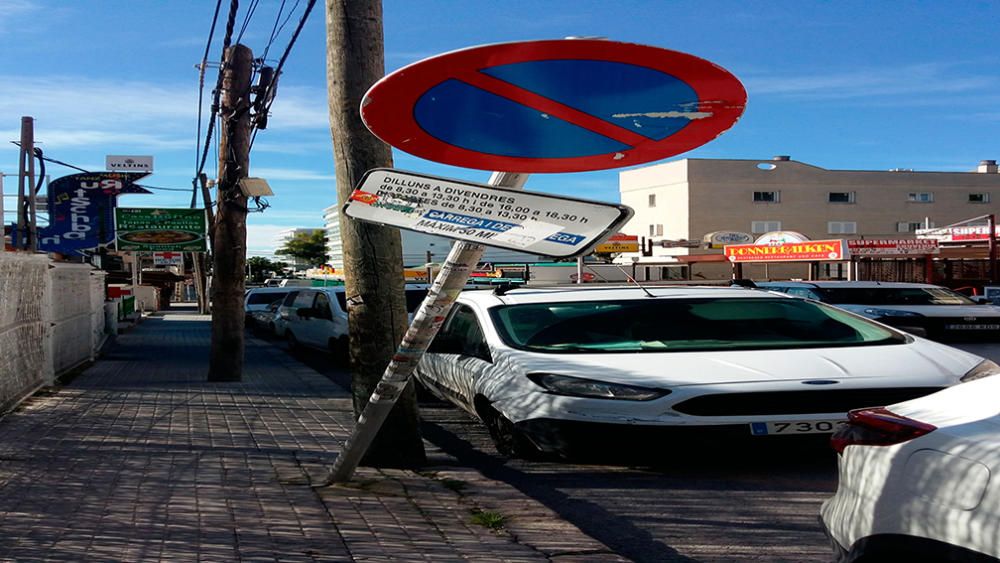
[361,39,747,174]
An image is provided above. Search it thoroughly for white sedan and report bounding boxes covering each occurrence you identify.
[414,285,993,458]
[821,370,1000,562]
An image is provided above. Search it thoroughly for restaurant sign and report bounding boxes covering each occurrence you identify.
[847,239,939,256]
[725,239,848,262]
[114,208,208,251]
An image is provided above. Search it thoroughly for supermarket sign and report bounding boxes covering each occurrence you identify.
[916,225,1000,242]
[725,239,848,262]
[847,238,939,256]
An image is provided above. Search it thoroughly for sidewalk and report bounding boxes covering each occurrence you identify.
[0,305,619,562]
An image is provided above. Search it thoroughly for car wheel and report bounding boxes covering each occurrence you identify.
[286,331,300,352]
[477,399,543,460]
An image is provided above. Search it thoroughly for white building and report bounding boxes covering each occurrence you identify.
[274,227,325,270]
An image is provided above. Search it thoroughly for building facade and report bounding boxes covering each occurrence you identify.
[274,227,325,270]
[619,157,1000,279]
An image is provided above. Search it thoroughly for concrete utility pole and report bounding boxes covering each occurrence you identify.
[208,44,253,382]
[325,0,425,466]
[15,117,37,251]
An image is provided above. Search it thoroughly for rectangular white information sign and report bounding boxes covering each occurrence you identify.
[344,169,633,258]
[106,155,153,172]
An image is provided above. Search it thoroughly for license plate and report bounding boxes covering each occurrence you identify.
[945,324,1000,330]
[750,420,846,436]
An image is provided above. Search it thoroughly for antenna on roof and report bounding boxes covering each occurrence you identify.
[605,264,657,298]
[493,282,521,296]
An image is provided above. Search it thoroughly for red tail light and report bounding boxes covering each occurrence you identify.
[831,407,937,454]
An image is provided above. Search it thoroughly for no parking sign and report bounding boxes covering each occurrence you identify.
[361,39,747,173]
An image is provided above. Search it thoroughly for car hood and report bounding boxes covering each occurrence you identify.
[835,304,1000,317]
[502,340,981,387]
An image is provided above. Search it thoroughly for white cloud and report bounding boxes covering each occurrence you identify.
[0,0,37,18]
[246,223,291,256]
[252,167,335,181]
[745,62,996,101]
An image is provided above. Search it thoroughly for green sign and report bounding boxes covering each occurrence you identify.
[114,208,208,251]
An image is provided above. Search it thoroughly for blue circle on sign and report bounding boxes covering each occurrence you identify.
[413,60,699,159]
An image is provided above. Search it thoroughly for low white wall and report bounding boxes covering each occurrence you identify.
[0,254,52,410]
[0,255,109,411]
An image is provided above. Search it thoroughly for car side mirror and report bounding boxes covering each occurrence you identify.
[297,307,314,319]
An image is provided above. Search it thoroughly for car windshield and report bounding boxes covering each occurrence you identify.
[247,292,288,305]
[490,297,905,353]
[816,287,976,305]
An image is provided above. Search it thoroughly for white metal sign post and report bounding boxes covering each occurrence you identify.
[323,171,528,484]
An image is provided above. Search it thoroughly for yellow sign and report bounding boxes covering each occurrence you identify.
[595,241,640,253]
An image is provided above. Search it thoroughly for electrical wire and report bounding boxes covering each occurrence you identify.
[193,0,224,208]
[236,0,261,44]
[248,0,316,151]
[260,0,297,63]
[194,0,240,197]
[11,142,90,173]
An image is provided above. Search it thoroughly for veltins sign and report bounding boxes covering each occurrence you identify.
[595,233,640,254]
[725,240,849,263]
[106,155,153,172]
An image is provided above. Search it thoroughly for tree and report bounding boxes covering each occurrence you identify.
[246,256,288,282]
[325,0,425,468]
[275,231,329,267]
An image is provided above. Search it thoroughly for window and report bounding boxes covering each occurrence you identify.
[281,291,300,306]
[828,221,857,235]
[751,221,781,234]
[970,193,991,204]
[896,221,934,233]
[655,224,664,237]
[908,192,934,203]
[489,298,903,354]
[648,194,656,207]
[429,304,491,362]
[247,291,288,305]
[313,292,333,320]
[753,191,780,203]
[649,224,655,237]
[828,192,856,203]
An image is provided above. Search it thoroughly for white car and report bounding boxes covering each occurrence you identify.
[820,368,1000,562]
[244,287,296,322]
[758,281,1000,341]
[414,285,991,457]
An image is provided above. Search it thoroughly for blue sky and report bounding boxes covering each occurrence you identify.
[1,0,998,256]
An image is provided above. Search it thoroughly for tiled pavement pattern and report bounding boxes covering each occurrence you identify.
[0,306,614,562]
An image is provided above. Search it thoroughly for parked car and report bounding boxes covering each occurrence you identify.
[279,284,454,358]
[758,281,1000,341]
[248,300,282,336]
[413,285,990,458]
[244,287,294,322]
[820,367,1000,562]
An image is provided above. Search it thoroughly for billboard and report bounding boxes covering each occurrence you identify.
[114,208,208,252]
[725,240,848,262]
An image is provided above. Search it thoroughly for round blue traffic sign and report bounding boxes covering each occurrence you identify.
[362,39,746,173]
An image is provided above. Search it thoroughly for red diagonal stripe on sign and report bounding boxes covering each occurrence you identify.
[456,70,651,147]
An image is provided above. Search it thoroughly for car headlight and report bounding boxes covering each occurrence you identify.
[862,308,924,318]
[962,359,1000,382]
[527,373,670,401]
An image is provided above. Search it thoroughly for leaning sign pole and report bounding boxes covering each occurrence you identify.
[323,38,747,483]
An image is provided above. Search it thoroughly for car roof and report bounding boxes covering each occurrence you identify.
[459,284,785,306]
[758,281,943,289]
[246,287,295,294]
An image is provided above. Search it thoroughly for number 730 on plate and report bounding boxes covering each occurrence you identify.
[750,420,847,436]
